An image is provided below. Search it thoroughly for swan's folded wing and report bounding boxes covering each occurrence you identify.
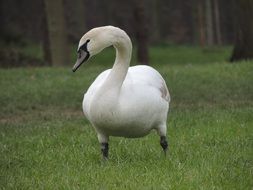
[127,65,170,102]
[160,80,170,102]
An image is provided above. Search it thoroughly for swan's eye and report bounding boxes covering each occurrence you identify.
[79,39,90,52]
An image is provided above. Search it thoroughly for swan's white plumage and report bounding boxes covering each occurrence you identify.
[76,26,170,145]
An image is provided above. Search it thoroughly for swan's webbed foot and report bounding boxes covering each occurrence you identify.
[160,136,168,155]
[101,142,109,160]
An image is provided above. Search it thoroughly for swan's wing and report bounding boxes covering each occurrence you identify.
[127,65,170,102]
[159,79,170,102]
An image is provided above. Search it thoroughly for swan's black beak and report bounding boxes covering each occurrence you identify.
[72,50,90,72]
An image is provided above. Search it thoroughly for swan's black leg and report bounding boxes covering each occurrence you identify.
[101,142,109,159]
[160,136,168,155]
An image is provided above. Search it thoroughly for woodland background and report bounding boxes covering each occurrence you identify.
[1,0,252,67]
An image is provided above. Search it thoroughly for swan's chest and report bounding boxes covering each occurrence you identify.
[90,106,152,137]
[84,89,118,122]
[85,95,157,137]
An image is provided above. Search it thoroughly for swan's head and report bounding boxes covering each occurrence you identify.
[72,26,122,72]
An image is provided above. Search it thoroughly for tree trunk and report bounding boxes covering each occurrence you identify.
[0,0,3,36]
[74,0,86,34]
[197,0,206,46]
[230,0,253,62]
[43,0,70,66]
[134,0,149,65]
[205,0,214,46]
[213,0,222,45]
[64,0,86,42]
[151,0,161,43]
[41,0,51,66]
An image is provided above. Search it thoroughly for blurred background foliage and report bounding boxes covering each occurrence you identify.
[0,0,252,67]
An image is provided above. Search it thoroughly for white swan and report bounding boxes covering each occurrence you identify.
[72,26,170,159]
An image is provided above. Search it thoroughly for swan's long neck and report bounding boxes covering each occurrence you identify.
[103,33,132,91]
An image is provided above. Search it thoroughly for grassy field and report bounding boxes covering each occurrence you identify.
[0,46,253,189]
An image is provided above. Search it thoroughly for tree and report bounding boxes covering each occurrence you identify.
[213,0,222,45]
[150,0,161,43]
[205,0,214,46]
[197,0,206,46]
[43,0,70,66]
[41,0,51,65]
[134,0,149,65]
[0,0,3,37]
[230,0,253,62]
[64,0,86,42]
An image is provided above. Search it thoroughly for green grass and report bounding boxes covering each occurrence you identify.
[0,46,253,189]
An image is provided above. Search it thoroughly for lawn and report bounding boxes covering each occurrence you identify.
[0,46,252,189]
